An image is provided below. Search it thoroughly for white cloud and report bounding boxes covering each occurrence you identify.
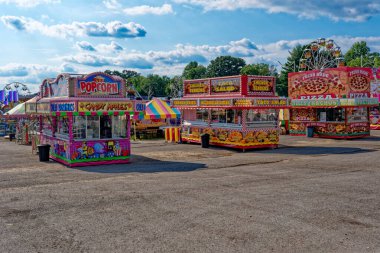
[3,36,380,88]
[62,38,258,69]
[102,0,121,10]
[0,0,59,8]
[172,0,380,22]
[75,41,124,53]
[123,4,174,16]
[0,63,29,77]
[1,16,147,39]
[60,63,76,73]
[0,63,62,92]
[76,41,96,52]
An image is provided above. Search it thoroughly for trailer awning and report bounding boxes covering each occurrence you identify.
[4,102,25,117]
[144,98,181,119]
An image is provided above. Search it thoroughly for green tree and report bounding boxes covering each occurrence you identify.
[344,41,370,64]
[206,56,246,77]
[104,69,140,80]
[140,74,171,99]
[277,44,307,97]
[182,61,207,80]
[240,63,274,76]
[128,75,146,97]
[166,76,183,98]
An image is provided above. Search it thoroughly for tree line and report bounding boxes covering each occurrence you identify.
[105,41,380,98]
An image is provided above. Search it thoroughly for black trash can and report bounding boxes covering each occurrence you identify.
[306,126,314,138]
[9,133,15,141]
[201,133,210,148]
[38,144,51,162]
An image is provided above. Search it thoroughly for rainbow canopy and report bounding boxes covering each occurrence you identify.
[144,98,181,119]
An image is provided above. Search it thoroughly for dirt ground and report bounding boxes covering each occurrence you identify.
[0,132,380,253]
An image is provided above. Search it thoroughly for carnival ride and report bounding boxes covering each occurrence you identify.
[299,38,345,72]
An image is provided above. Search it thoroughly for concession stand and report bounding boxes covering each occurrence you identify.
[289,67,378,138]
[370,68,380,130]
[172,75,288,150]
[36,72,135,167]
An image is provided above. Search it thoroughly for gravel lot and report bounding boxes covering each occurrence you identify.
[0,132,380,252]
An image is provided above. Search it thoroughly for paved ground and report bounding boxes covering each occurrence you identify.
[0,132,380,253]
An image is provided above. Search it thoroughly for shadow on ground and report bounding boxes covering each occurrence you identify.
[348,135,380,142]
[74,154,206,174]
[257,146,376,156]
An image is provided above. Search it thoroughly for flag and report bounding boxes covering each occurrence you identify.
[8,91,13,102]
[13,91,19,102]
[0,90,4,102]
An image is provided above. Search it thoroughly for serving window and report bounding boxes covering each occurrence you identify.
[112,115,127,138]
[347,107,368,122]
[211,109,242,125]
[317,108,345,122]
[42,116,53,136]
[196,109,209,122]
[246,109,277,122]
[57,116,70,136]
[69,115,127,140]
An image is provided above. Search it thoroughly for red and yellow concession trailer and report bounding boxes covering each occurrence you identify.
[288,67,378,138]
[172,75,288,150]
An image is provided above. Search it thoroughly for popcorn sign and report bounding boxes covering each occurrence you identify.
[76,73,123,97]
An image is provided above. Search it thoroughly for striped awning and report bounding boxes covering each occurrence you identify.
[144,98,181,119]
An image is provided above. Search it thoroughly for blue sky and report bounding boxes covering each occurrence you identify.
[0,0,380,92]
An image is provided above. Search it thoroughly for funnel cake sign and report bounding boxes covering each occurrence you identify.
[76,73,124,97]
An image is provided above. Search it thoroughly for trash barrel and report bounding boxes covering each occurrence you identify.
[201,133,210,148]
[306,126,314,138]
[9,133,15,141]
[37,144,51,162]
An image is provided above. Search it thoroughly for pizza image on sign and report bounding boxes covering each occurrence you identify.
[301,78,330,95]
[349,74,370,92]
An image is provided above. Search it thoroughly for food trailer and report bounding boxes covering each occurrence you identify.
[289,67,378,138]
[172,75,288,150]
[36,72,135,167]
[370,68,380,130]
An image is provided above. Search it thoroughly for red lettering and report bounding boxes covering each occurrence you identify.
[80,81,86,93]
[79,79,119,95]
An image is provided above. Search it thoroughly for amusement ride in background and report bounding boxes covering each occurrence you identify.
[0,82,32,113]
[299,38,345,71]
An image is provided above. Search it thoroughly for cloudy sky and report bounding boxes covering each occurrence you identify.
[0,0,380,92]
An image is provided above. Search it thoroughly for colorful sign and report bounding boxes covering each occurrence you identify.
[78,102,133,112]
[289,121,370,137]
[172,99,198,107]
[254,98,287,107]
[247,76,275,95]
[211,77,241,94]
[37,102,50,113]
[71,139,130,161]
[181,126,279,148]
[50,102,75,112]
[76,73,124,97]
[371,68,380,102]
[184,80,209,95]
[288,67,372,99]
[199,99,232,106]
[234,99,252,106]
[134,101,146,112]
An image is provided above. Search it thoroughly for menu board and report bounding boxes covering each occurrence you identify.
[211,77,241,94]
[183,80,209,96]
[248,76,275,95]
[288,67,372,99]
